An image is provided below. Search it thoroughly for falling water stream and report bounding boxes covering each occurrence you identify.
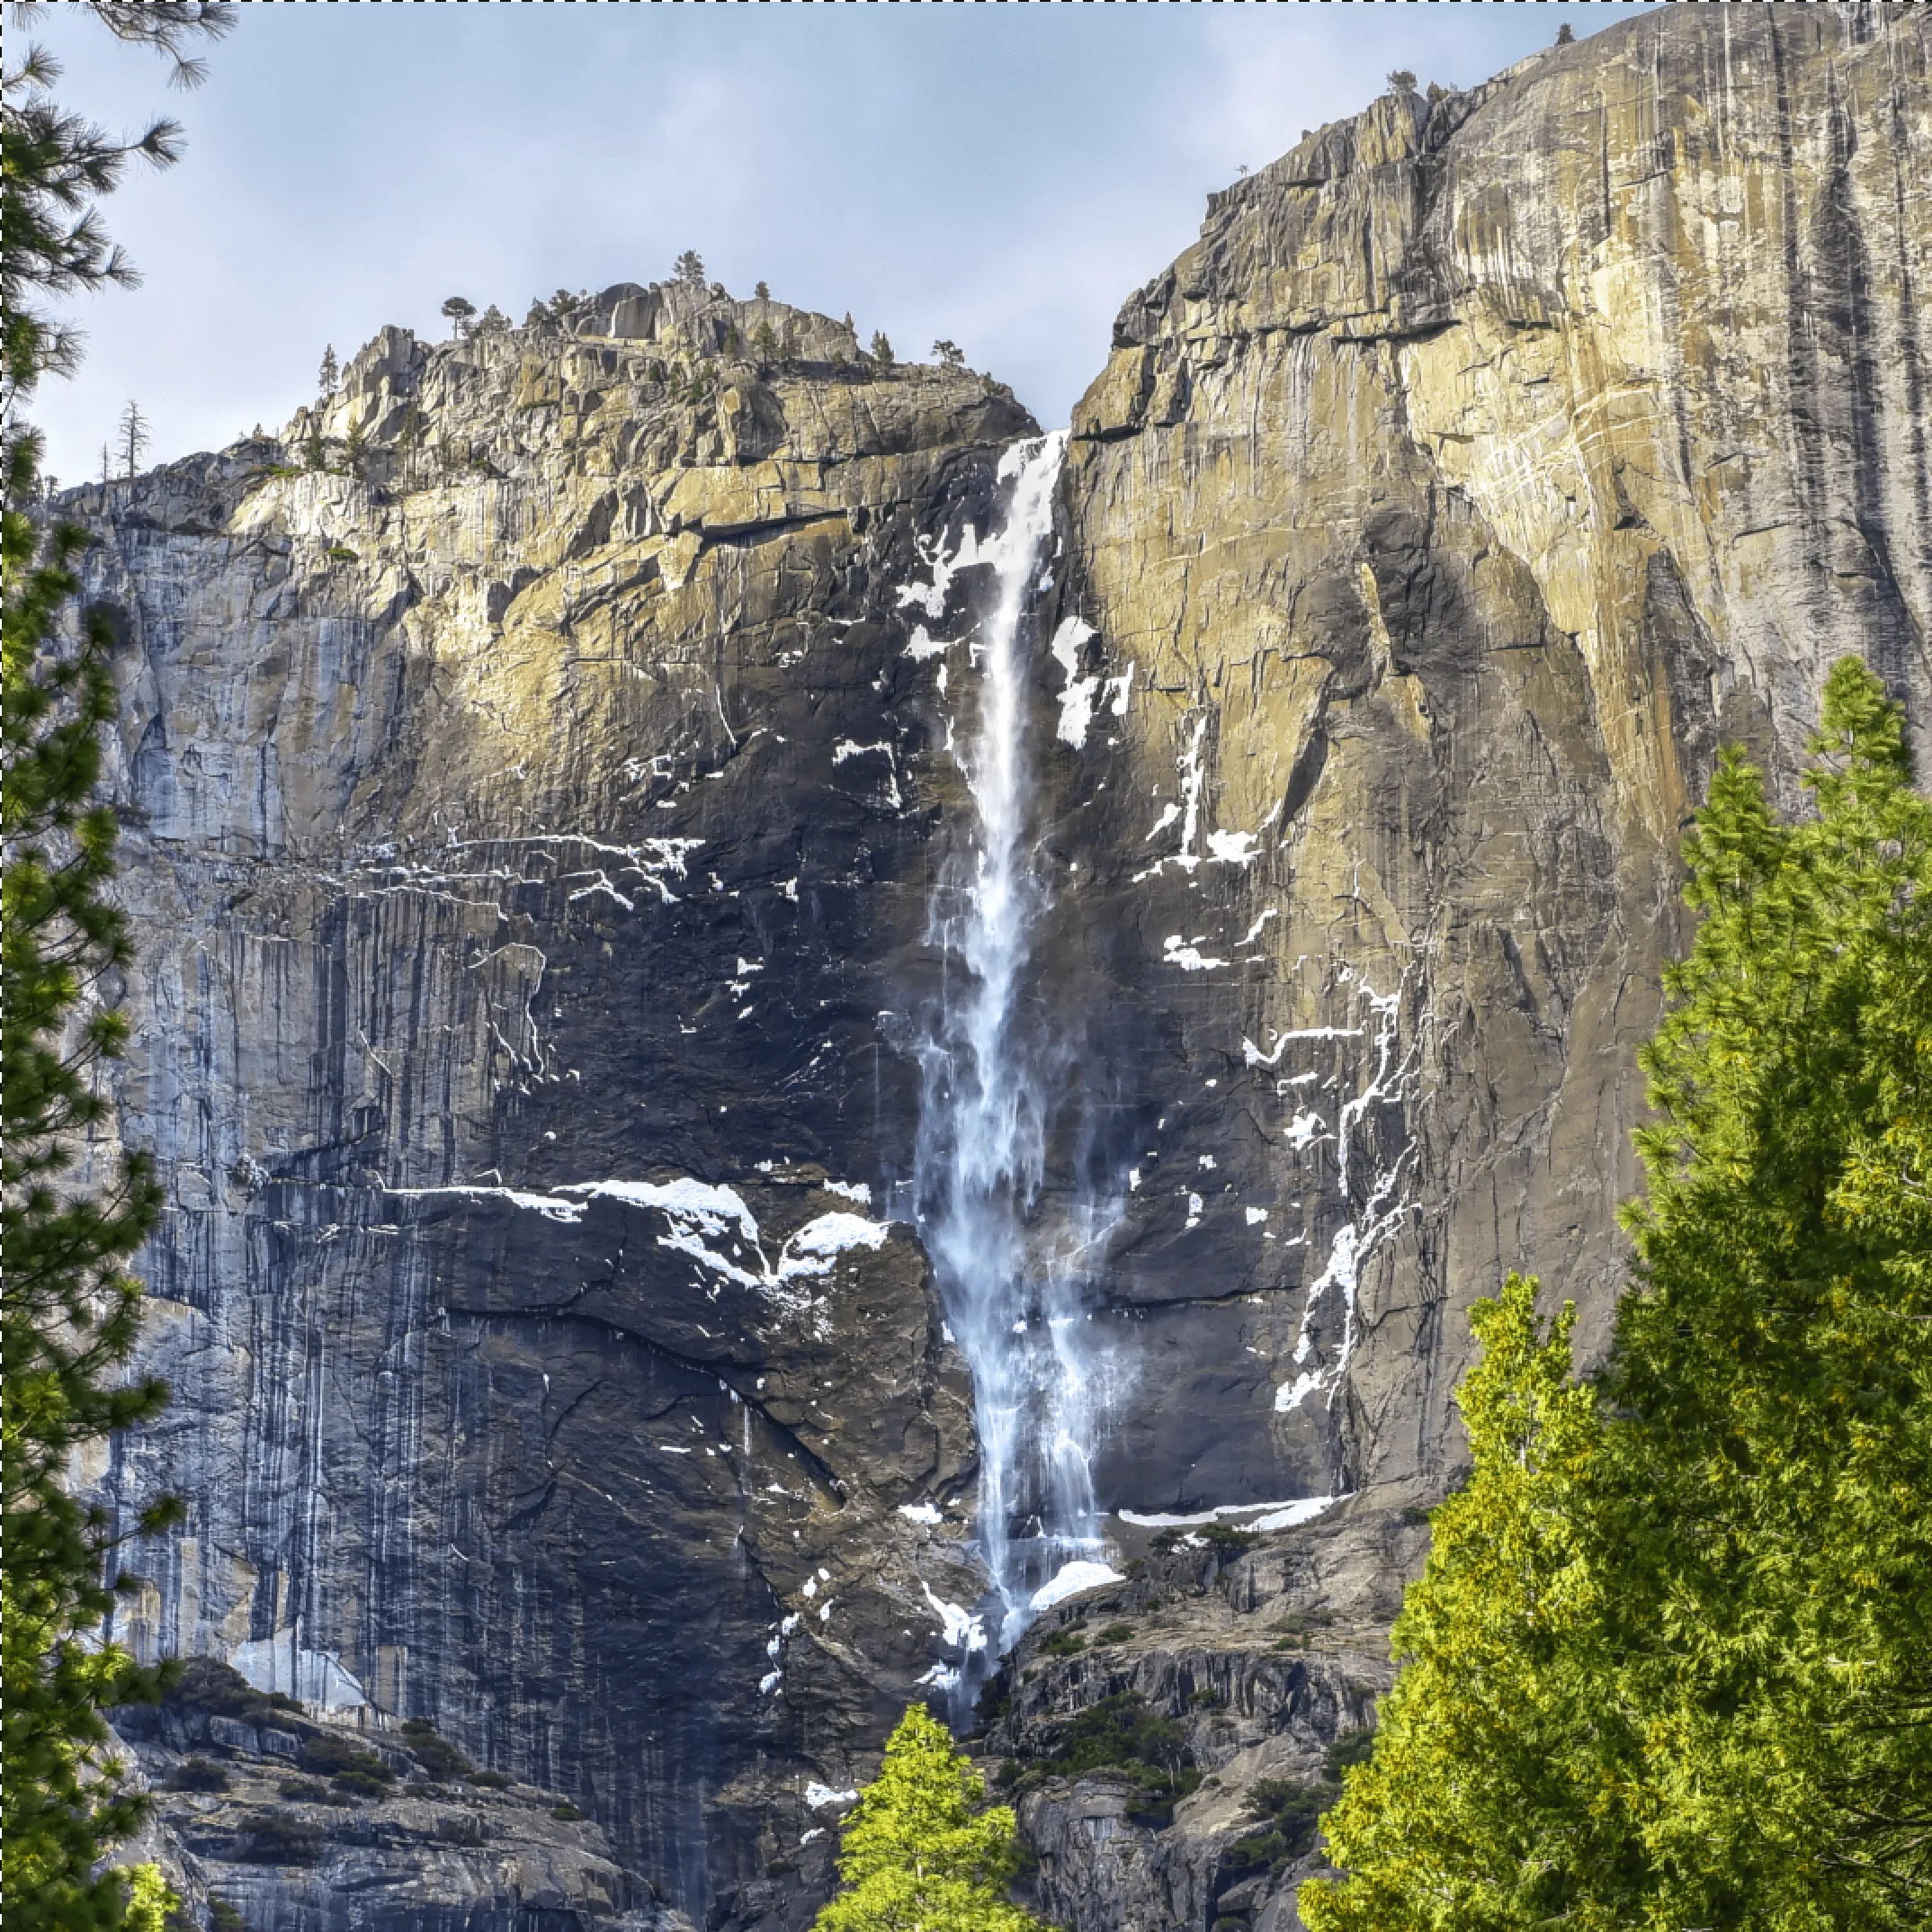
[909,433,1115,1661]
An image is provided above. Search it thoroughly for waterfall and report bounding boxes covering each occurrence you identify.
[908,432,1114,1660]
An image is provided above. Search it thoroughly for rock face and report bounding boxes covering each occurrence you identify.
[983,1510,1418,1932]
[75,8,1929,1931]
[1042,0,1931,1515]
[80,285,1030,1930]
[112,1661,679,1932]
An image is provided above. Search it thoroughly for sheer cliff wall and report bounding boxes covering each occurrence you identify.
[73,8,1930,1932]
[77,287,1033,1929]
[1037,0,1929,1529]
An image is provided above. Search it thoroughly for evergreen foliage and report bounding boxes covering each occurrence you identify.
[813,1705,1046,1932]
[1302,658,1932,1931]
[1298,1277,1632,1929]
[3,319,176,1932]
[674,248,706,286]
[996,1688,1201,1827]
[317,343,337,394]
[2,5,231,420]
[121,1864,179,1932]
[3,6,228,1927]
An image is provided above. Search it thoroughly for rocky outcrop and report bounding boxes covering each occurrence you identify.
[1039,0,1930,1522]
[72,7,1932,1930]
[984,1507,1418,1932]
[112,1661,683,1930]
[76,287,1031,1930]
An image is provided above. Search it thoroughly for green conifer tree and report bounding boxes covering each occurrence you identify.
[813,1705,1046,1932]
[1299,1278,1641,1932]
[1595,657,1932,1923]
[1301,658,1932,1930]
[3,8,230,1927]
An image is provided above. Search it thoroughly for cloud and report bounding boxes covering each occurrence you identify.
[23,2,1659,479]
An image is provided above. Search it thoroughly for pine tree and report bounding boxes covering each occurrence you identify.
[1595,657,1932,1923]
[1299,1279,1641,1931]
[318,343,338,394]
[2,6,231,421]
[674,249,706,286]
[115,399,148,479]
[870,330,894,370]
[812,1706,1046,1932]
[1301,658,1932,1930]
[3,8,228,1927]
[440,295,476,337]
[931,339,964,368]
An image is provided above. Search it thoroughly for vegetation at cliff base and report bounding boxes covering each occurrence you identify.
[997,1688,1201,1828]
[813,1705,1046,1932]
[1302,657,1932,1931]
[3,7,230,1927]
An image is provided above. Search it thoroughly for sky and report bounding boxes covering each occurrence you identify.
[21,0,1660,486]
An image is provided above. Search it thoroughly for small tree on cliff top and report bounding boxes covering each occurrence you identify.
[813,1705,1045,1932]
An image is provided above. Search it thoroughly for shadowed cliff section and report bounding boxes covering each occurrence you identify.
[70,7,1932,1931]
[78,292,1032,1932]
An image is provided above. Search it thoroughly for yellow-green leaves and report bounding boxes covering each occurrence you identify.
[814,1706,1045,1932]
[1301,1278,1631,1932]
[1303,659,1932,1930]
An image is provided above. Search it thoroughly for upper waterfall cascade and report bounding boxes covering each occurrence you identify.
[907,433,1118,1659]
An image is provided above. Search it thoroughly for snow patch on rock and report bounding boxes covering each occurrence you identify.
[1030,1560,1124,1613]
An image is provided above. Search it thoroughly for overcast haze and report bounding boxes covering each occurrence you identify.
[22,0,1658,485]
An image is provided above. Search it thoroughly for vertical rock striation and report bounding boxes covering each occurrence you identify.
[80,286,1033,1929]
[73,8,1930,1929]
[1042,0,1929,1523]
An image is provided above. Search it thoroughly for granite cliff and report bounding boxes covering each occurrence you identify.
[72,7,1928,1931]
